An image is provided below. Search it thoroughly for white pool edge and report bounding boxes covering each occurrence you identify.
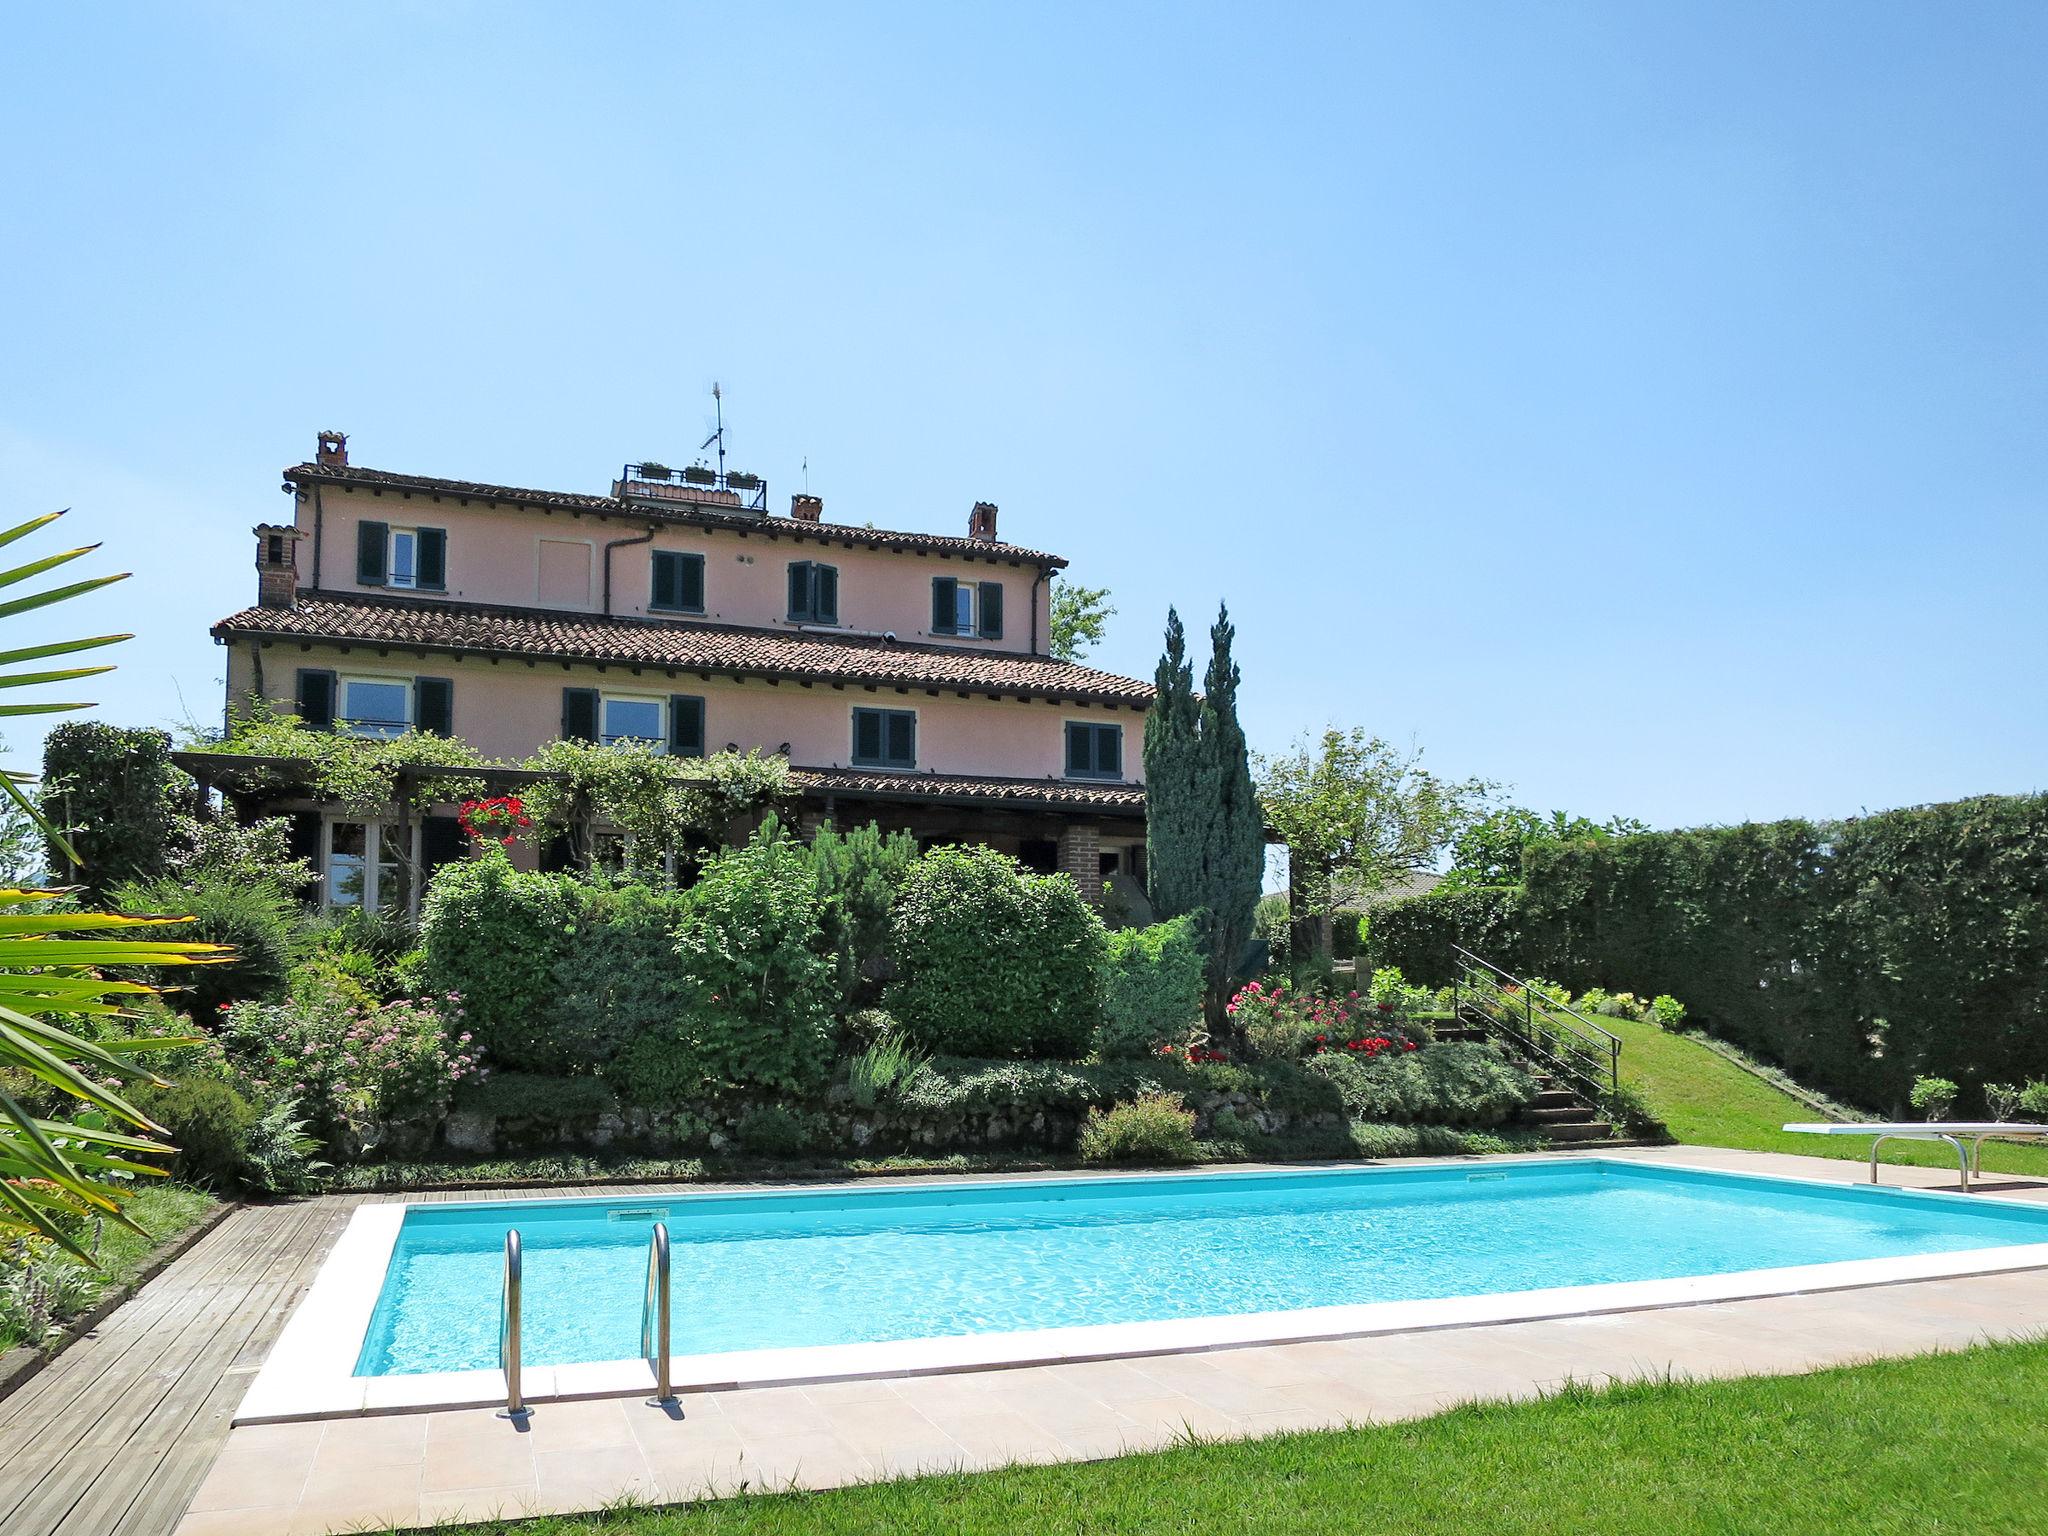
[236,1153,2048,1423]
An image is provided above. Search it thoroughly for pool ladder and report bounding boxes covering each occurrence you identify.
[498,1230,528,1420]
[497,1221,676,1418]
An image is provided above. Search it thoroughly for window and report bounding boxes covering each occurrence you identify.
[323,821,411,914]
[931,576,1004,639]
[356,522,445,589]
[852,707,916,769]
[786,560,839,624]
[339,676,413,739]
[1065,721,1124,780]
[563,688,705,756]
[601,694,665,747]
[651,550,705,612]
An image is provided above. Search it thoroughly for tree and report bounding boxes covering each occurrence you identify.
[1256,729,1491,969]
[1143,605,1263,1036]
[1049,576,1115,663]
[1442,805,1650,890]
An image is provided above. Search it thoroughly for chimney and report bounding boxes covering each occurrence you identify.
[790,493,824,523]
[968,501,998,541]
[316,429,349,467]
[254,524,303,609]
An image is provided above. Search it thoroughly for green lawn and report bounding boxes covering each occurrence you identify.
[404,1336,2048,1536]
[0,1181,219,1353]
[1606,1011,2048,1178]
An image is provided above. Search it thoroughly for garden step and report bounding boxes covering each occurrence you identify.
[1544,1120,1615,1143]
[1526,1105,1600,1124]
[1532,1090,1583,1109]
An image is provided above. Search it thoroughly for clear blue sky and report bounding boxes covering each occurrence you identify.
[5,2,2043,831]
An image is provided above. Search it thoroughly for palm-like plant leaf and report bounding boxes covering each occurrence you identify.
[0,511,228,1254]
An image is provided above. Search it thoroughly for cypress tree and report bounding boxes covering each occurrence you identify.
[1144,604,1263,1035]
[1198,604,1264,1025]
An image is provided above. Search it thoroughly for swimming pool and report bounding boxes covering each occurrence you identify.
[239,1157,2048,1420]
[355,1159,2048,1376]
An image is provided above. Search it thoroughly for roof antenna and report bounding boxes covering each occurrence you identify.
[699,382,727,479]
[802,456,810,493]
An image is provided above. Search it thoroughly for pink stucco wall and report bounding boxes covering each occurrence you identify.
[290,485,1056,655]
[227,641,1146,782]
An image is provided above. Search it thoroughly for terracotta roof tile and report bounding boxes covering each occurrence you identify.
[213,593,1152,706]
[284,462,1066,567]
[787,765,1145,813]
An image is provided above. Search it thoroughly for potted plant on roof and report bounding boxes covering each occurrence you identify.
[682,463,718,486]
[638,461,672,481]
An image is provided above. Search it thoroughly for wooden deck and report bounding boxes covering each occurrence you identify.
[0,1183,702,1536]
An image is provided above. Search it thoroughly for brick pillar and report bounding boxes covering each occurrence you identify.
[798,810,828,840]
[253,523,301,609]
[1058,821,1102,903]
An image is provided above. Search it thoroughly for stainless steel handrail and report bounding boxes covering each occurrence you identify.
[1451,945,1622,1096]
[499,1229,529,1419]
[640,1221,674,1405]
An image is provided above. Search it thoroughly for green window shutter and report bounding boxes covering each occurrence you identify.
[561,686,599,743]
[295,668,336,729]
[356,521,388,586]
[787,561,812,619]
[1065,722,1088,775]
[669,694,705,758]
[416,528,447,590]
[977,580,1003,639]
[679,552,704,610]
[814,564,838,625]
[885,711,915,768]
[931,576,957,634]
[853,709,883,764]
[651,551,680,609]
[415,676,454,736]
[421,814,466,880]
[1100,724,1122,778]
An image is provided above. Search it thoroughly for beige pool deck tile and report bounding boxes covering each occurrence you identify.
[532,1442,659,1508]
[519,1394,641,1452]
[417,1482,545,1522]
[417,1424,538,1492]
[184,1436,322,1512]
[730,1430,879,1489]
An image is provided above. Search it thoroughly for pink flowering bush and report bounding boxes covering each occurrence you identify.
[216,991,480,1152]
[1229,978,1417,1062]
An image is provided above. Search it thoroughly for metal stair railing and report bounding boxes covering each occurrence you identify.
[640,1221,674,1406]
[498,1228,529,1420]
[1450,945,1621,1100]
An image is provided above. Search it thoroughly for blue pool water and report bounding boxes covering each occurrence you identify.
[353,1161,2048,1376]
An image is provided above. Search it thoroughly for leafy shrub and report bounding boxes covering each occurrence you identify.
[650,827,837,1095]
[112,874,298,1018]
[847,1034,929,1111]
[1097,915,1205,1059]
[1986,1083,2024,1121]
[1648,994,1687,1029]
[550,881,692,1066]
[886,845,1106,1059]
[1078,1093,1199,1163]
[167,812,313,895]
[892,1054,1342,1125]
[130,1078,256,1188]
[1253,893,1291,971]
[735,1103,820,1157]
[1302,1043,1535,1126]
[1232,978,1411,1061]
[217,993,480,1152]
[40,721,181,896]
[1910,1076,1960,1120]
[458,1072,616,1124]
[808,821,918,1003]
[2019,1081,2048,1119]
[1366,965,1433,1015]
[420,846,575,1072]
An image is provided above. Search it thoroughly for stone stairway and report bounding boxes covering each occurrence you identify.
[1432,1020,1614,1143]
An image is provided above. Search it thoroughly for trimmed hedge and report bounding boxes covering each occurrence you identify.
[42,721,181,895]
[1513,795,2048,1113]
[420,848,577,1072]
[1362,885,1527,988]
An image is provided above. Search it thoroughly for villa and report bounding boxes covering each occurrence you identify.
[194,430,1152,913]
